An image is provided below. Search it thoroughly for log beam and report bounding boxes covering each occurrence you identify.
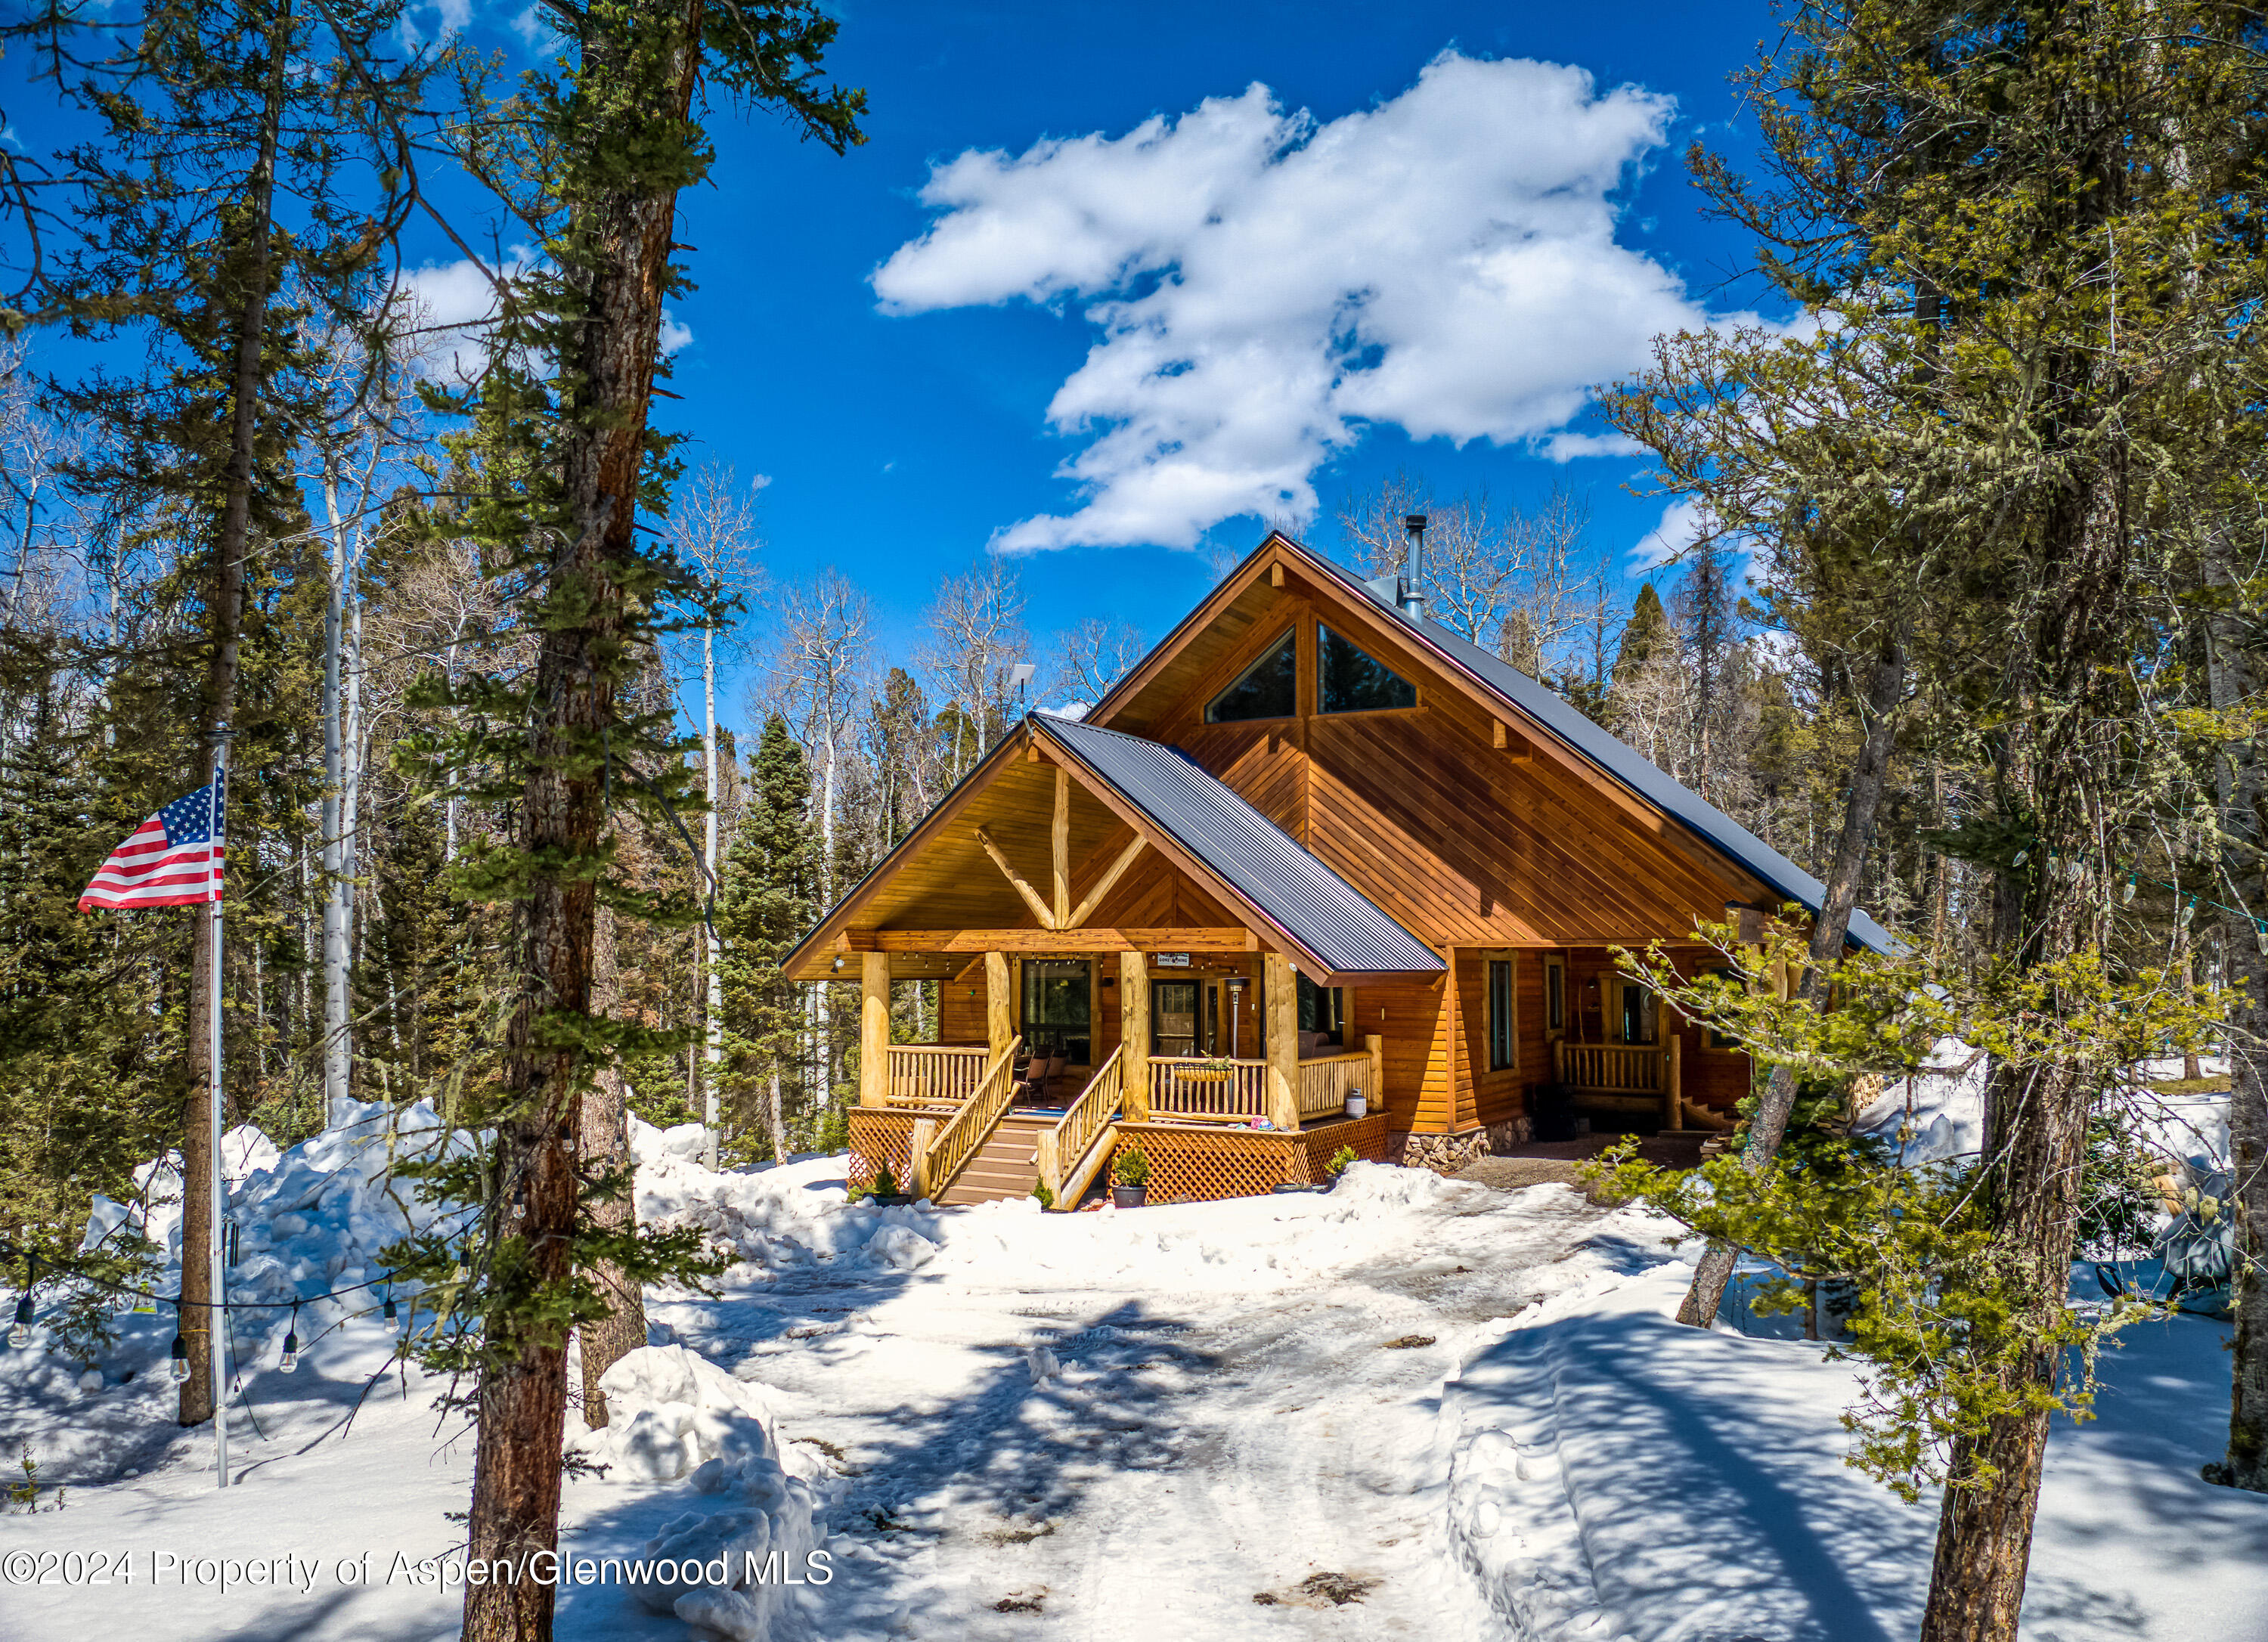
[1052,767,1070,928]
[844,926,1257,953]
[985,950,1014,1062]
[974,826,1056,929]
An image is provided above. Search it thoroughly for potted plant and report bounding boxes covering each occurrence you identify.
[1111,1147,1150,1208]
[1323,1145,1359,1189]
[1343,1086,1368,1118]
[867,1164,915,1208]
[1176,1058,1236,1084]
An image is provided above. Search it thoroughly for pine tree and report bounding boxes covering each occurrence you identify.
[1611,583,1668,692]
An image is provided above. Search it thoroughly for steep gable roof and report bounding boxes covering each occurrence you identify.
[1037,715,1442,978]
[1092,531,1893,955]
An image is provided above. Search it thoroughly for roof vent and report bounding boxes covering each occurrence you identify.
[1400,513,1427,619]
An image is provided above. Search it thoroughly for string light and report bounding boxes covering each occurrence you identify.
[2180,897,2197,927]
[2012,847,2030,866]
[2122,874,2138,904]
[169,1331,191,1384]
[278,1303,299,1374]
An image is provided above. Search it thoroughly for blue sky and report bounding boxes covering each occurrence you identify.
[15,2,1785,739]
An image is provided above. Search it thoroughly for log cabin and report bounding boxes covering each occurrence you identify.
[782,526,1890,1207]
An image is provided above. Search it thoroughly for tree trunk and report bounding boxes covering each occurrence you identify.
[2204,538,2268,1492]
[577,903,644,1427]
[180,0,288,1430]
[1678,621,1907,1327]
[703,621,722,1169]
[767,1063,789,1166]
[458,6,703,1638]
[1919,424,2130,1642]
[320,457,352,1128]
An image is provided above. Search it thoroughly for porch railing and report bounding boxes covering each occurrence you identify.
[1148,1057,1268,1121]
[1038,1045,1122,1205]
[910,1036,1020,1199]
[1555,1039,1684,1127]
[1296,1050,1372,1121]
[886,1043,990,1108]
[1555,1041,1665,1093]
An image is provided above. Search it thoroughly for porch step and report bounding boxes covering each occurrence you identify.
[936,1111,1057,1206]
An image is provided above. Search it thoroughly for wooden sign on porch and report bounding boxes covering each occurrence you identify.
[1153,952,1191,967]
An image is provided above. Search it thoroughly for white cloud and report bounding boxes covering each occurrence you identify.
[874,51,1723,552]
[1544,429,1645,462]
[1633,499,1709,570]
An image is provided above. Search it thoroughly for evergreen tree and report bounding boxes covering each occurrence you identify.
[1610,582,1668,692]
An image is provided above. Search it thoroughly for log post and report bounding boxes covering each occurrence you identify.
[1051,766,1070,928]
[1120,950,1151,1120]
[1035,1129,1061,1206]
[985,950,1014,1062]
[1665,1032,1683,1130]
[908,1117,935,1200]
[1265,952,1300,1132]
[1365,1032,1383,1112]
[859,952,891,1109]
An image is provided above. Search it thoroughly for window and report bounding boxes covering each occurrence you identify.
[1206,630,1297,723]
[1021,959,1091,1063]
[1618,978,1657,1046]
[1297,974,1344,1049]
[1318,625,1417,714]
[1488,957,1517,1071]
[1542,956,1566,1038]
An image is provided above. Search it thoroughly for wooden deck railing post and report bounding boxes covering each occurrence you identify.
[1365,1033,1383,1111]
[908,1116,936,1199]
[1120,950,1151,1120]
[1665,1034,1683,1129]
[1036,1129,1061,1202]
[1263,952,1300,1132]
[859,952,891,1109]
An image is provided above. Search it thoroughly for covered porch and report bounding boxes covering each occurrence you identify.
[846,934,1396,1207]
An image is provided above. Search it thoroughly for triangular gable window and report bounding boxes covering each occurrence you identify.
[1318,626,1417,713]
[1205,629,1297,723]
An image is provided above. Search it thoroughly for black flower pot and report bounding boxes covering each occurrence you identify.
[869,1192,915,1207]
[1111,1184,1148,1209]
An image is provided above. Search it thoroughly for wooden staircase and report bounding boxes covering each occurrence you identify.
[936,1110,1058,1207]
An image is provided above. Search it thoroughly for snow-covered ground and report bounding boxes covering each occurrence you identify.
[4,1098,2261,1641]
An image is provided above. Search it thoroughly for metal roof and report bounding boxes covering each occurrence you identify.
[1332,555,1893,954]
[1036,714,1445,977]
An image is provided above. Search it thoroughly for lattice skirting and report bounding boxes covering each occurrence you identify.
[847,1108,918,1191]
[1110,1113,1394,1204]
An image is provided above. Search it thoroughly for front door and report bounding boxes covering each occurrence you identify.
[1154,980,1201,1057]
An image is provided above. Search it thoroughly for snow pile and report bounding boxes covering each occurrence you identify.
[1436,1230,2268,1641]
[1851,1035,1987,1163]
[565,1346,826,1642]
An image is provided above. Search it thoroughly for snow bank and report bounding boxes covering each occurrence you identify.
[1436,1231,2268,1641]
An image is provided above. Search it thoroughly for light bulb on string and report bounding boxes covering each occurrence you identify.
[169,1331,191,1384]
[278,1303,299,1374]
[2122,874,2137,904]
[382,1285,398,1324]
[2012,847,2030,867]
[2180,896,2197,927]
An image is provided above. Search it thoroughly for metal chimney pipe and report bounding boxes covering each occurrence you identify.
[1400,513,1427,619]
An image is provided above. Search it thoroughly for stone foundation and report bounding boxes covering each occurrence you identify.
[1390,1115,1532,1175]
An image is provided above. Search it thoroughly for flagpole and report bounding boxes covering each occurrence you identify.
[208,730,229,1491]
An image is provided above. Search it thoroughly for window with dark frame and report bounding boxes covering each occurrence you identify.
[1703,968,1741,1049]
[1544,957,1565,1035]
[1488,958,1515,1071]
[1204,629,1297,723]
[1318,625,1418,713]
[1296,973,1345,1048]
[1021,959,1092,1064]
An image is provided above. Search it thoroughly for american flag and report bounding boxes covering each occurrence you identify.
[77,773,227,911]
